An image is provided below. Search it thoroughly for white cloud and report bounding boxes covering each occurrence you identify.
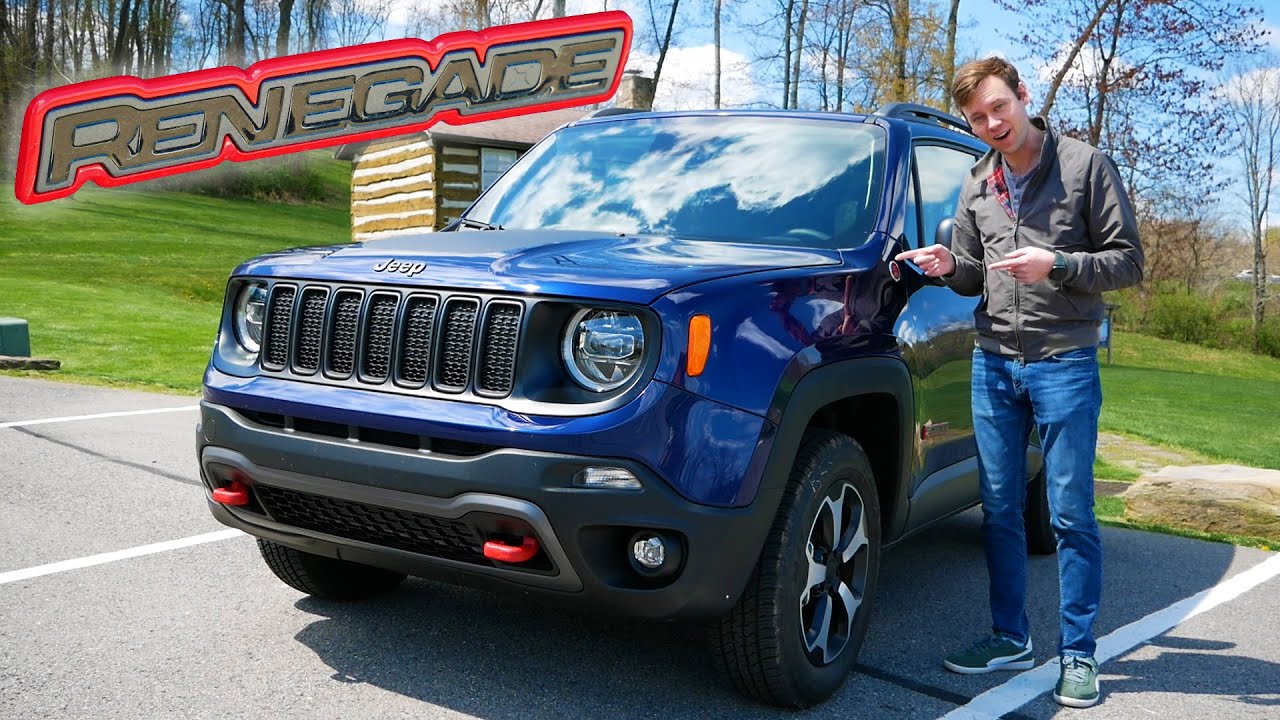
[1216,66,1280,105]
[1031,40,1133,94]
[627,44,765,110]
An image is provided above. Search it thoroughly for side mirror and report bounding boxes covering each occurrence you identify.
[934,218,954,250]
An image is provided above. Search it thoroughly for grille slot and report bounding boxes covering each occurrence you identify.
[437,299,480,392]
[397,295,439,386]
[477,302,522,395]
[293,287,328,373]
[254,485,484,563]
[326,290,363,377]
[258,282,525,402]
[361,293,400,382]
[263,285,296,370]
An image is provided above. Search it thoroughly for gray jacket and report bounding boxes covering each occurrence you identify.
[944,118,1144,361]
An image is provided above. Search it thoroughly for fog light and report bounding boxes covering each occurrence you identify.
[627,530,683,579]
[632,535,666,569]
[573,466,641,490]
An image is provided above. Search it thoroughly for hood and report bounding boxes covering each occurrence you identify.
[233,230,842,304]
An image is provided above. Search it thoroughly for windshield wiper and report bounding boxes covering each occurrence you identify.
[456,217,503,231]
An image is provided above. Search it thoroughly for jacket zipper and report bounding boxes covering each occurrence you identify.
[1010,149,1049,364]
[1013,214,1023,363]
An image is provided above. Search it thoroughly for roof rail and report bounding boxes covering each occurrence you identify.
[582,106,651,119]
[873,102,971,134]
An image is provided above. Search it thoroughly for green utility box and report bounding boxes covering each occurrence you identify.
[0,318,32,357]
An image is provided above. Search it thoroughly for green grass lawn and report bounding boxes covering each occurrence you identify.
[1100,332,1280,470]
[0,178,350,393]
[5,177,1279,473]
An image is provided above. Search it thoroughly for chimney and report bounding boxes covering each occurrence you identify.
[616,70,656,111]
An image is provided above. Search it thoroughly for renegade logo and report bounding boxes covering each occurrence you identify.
[15,12,631,204]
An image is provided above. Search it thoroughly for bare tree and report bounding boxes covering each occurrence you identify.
[331,0,388,46]
[713,0,720,107]
[941,0,957,110]
[1221,61,1280,340]
[787,0,806,108]
[649,0,679,91]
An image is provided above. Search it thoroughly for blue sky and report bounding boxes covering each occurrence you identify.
[600,0,1280,109]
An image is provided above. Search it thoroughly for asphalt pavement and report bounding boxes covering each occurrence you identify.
[1,375,1277,719]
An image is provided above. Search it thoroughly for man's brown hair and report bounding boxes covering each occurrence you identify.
[952,56,1021,111]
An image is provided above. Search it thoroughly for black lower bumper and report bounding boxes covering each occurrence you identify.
[197,401,778,620]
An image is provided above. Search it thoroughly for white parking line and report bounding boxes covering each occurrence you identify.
[0,405,199,429]
[0,529,245,586]
[941,551,1280,719]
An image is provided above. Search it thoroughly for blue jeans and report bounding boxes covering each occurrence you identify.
[971,346,1103,658]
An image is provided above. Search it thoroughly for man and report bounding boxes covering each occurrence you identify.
[896,57,1143,709]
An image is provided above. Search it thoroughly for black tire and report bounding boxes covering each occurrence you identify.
[257,539,406,600]
[710,429,882,708]
[1024,468,1056,555]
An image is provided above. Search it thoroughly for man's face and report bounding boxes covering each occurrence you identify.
[961,75,1033,156]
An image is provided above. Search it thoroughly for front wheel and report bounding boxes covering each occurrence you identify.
[710,429,881,708]
[257,539,407,600]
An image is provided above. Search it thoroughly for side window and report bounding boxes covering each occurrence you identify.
[914,144,979,247]
[481,147,518,191]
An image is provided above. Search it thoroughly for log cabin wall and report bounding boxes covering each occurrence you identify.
[349,136,436,241]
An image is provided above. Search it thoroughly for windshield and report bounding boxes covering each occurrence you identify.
[465,115,886,248]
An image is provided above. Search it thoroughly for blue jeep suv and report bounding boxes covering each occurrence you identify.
[197,104,1053,707]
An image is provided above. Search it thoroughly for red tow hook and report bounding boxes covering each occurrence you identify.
[483,536,540,563]
[212,480,250,506]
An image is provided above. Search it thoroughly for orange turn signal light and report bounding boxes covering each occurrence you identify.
[687,314,711,377]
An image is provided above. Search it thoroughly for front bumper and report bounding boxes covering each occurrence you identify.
[198,400,778,619]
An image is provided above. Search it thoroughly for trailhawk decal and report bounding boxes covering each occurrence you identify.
[15,12,631,204]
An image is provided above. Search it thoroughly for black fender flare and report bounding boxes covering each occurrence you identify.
[734,355,917,570]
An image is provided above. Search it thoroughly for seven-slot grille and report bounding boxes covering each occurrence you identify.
[260,283,523,397]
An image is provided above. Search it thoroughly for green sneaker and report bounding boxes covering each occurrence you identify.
[943,635,1034,674]
[1054,655,1101,708]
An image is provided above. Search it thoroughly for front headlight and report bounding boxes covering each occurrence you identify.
[233,282,268,353]
[562,309,645,392]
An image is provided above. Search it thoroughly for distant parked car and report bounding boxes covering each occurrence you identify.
[1234,269,1280,284]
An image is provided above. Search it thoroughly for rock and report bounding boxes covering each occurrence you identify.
[0,355,60,370]
[1122,465,1280,540]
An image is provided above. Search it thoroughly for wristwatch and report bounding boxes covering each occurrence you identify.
[1049,251,1069,282]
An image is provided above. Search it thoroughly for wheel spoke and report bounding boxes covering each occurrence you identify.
[802,543,825,604]
[836,579,862,628]
[840,511,868,564]
[805,593,834,659]
[821,495,842,550]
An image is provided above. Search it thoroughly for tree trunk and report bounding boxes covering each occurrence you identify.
[835,0,850,111]
[1088,0,1124,147]
[44,0,56,82]
[110,0,132,73]
[276,0,294,56]
[789,0,807,110]
[943,0,959,110]
[713,0,721,108]
[230,0,246,65]
[892,0,909,101]
[652,0,679,91]
[0,0,11,178]
[781,0,793,108]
